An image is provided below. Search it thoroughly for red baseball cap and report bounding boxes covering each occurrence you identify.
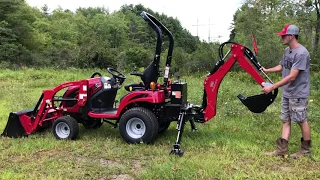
[276,24,299,36]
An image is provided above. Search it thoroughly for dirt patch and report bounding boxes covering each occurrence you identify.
[132,160,142,174]
[98,174,133,180]
[279,166,293,172]
[33,148,67,158]
[100,158,123,168]
[76,156,124,168]
[110,174,133,180]
[268,163,294,173]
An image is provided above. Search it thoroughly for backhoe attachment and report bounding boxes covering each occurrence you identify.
[202,42,278,121]
[170,42,278,156]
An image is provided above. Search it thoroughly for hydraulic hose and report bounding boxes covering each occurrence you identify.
[218,42,262,71]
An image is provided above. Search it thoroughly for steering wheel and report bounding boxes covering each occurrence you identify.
[90,72,102,78]
[107,67,126,82]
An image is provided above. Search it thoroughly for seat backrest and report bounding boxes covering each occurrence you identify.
[141,60,159,89]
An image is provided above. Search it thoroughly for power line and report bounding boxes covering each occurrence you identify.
[192,19,215,42]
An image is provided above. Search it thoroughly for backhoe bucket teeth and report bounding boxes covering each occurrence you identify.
[237,89,278,113]
[1,110,33,138]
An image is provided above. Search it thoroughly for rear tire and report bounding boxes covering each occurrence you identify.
[53,116,79,140]
[158,121,171,134]
[119,107,158,144]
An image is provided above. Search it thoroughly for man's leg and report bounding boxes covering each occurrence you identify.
[281,97,291,141]
[264,97,290,156]
[299,121,311,140]
[289,98,311,158]
[281,120,291,141]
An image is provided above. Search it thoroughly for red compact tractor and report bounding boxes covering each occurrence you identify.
[2,12,278,156]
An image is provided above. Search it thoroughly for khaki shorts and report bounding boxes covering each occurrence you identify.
[281,97,308,123]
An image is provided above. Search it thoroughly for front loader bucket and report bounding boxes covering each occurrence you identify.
[1,110,33,138]
[237,89,278,113]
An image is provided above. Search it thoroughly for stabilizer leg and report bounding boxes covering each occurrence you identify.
[170,110,187,156]
[190,119,197,132]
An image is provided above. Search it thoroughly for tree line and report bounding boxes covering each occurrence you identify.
[231,0,320,71]
[1,0,319,73]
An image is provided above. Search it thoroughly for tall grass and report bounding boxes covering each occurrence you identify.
[0,68,319,179]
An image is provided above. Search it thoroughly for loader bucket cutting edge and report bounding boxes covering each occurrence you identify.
[1,110,33,138]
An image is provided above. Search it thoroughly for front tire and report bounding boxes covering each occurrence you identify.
[119,107,158,144]
[53,116,79,140]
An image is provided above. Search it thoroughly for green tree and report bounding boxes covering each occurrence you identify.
[0,21,21,66]
[0,0,38,66]
[232,0,298,67]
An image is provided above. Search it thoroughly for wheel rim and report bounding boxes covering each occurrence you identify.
[126,118,146,139]
[55,122,70,139]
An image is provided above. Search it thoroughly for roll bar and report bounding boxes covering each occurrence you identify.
[140,11,174,66]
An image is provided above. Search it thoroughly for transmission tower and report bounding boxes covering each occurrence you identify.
[192,19,215,42]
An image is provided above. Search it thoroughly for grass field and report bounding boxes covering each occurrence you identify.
[0,68,319,179]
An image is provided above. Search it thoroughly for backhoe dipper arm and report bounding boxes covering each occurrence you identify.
[203,43,269,121]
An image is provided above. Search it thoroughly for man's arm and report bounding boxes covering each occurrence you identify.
[263,69,300,94]
[262,65,283,73]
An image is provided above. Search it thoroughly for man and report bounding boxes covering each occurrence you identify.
[262,24,311,158]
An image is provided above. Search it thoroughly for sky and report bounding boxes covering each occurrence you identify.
[25,0,243,42]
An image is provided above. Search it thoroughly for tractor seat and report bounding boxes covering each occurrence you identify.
[126,60,159,91]
[124,82,145,91]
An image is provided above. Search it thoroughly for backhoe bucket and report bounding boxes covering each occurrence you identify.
[237,89,278,113]
[1,110,33,138]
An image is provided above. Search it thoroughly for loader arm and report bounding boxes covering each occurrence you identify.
[202,43,277,121]
[2,80,89,137]
[28,80,89,133]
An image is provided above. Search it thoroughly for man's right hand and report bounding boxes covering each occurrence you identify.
[262,67,268,73]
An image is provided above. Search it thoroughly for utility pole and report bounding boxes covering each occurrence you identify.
[192,19,215,42]
[192,19,197,37]
[208,18,211,42]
